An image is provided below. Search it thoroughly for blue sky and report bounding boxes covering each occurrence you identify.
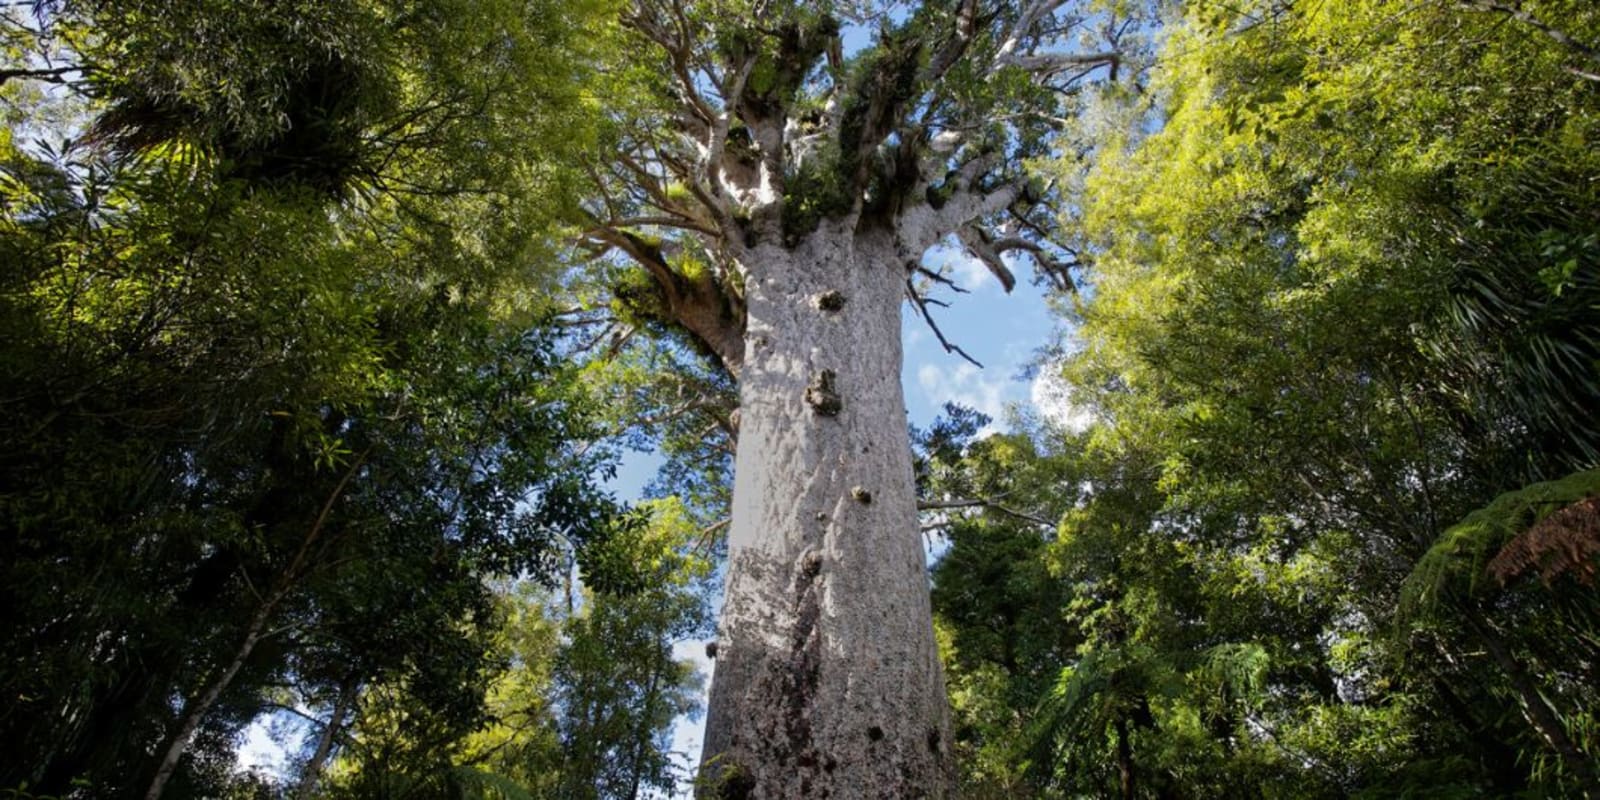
[904,245,1066,429]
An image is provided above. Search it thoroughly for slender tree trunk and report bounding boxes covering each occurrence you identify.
[1115,716,1136,800]
[626,662,662,800]
[699,222,952,798]
[296,676,359,800]
[1467,610,1599,794]
[146,451,363,800]
[144,588,280,800]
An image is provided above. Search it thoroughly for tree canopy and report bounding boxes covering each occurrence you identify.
[3,0,1598,797]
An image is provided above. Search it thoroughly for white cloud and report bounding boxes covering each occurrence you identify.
[916,361,1012,433]
[930,241,1031,296]
[948,252,991,290]
[655,638,714,798]
[1030,365,1095,434]
[918,241,998,294]
[237,713,303,779]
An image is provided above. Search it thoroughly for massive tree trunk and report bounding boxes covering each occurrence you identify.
[593,6,1126,795]
[701,220,952,797]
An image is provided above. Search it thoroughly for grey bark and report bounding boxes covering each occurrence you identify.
[145,452,363,800]
[144,592,277,800]
[606,6,1121,796]
[295,676,358,800]
[699,220,952,798]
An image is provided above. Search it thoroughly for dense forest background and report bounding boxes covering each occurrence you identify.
[2,0,1597,797]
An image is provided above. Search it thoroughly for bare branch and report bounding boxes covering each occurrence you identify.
[693,517,732,556]
[906,277,983,368]
[913,264,972,294]
[917,497,1057,529]
[0,65,80,86]
[614,149,722,230]
[1458,0,1600,69]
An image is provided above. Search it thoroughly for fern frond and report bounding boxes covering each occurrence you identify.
[1399,468,1600,621]
[1487,495,1600,586]
[1199,642,1269,707]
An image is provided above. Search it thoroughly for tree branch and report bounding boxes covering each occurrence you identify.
[917,497,1056,529]
[0,65,80,86]
[955,225,1018,293]
[922,0,981,84]
[913,264,972,294]
[693,517,731,556]
[906,277,983,368]
[996,50,1120,76]
[993,0,1073,66]
[1458,0,1600,69]
[903,181,1023,255]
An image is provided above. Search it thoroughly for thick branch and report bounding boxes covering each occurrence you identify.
[587,225,747,377]
[984,230,1080,293]
[994,0,1073,65]
[707,56,758,208]
[587,215,719,238]
[996,50,1120,76]
[901,180,1022,256]
[922,0,980,84]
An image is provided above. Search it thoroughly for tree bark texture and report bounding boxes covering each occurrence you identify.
[700,221,952,798]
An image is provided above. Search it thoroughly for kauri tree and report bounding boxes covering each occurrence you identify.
[580,1,1147,794]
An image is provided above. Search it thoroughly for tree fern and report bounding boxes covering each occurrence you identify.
[1400,468,1600,621]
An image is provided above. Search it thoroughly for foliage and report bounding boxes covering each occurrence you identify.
[0,1,633,796]
[329,498,709,800]
[924,0,1600,796]
[1402,468,1600,617]
[8,0,1600,796]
